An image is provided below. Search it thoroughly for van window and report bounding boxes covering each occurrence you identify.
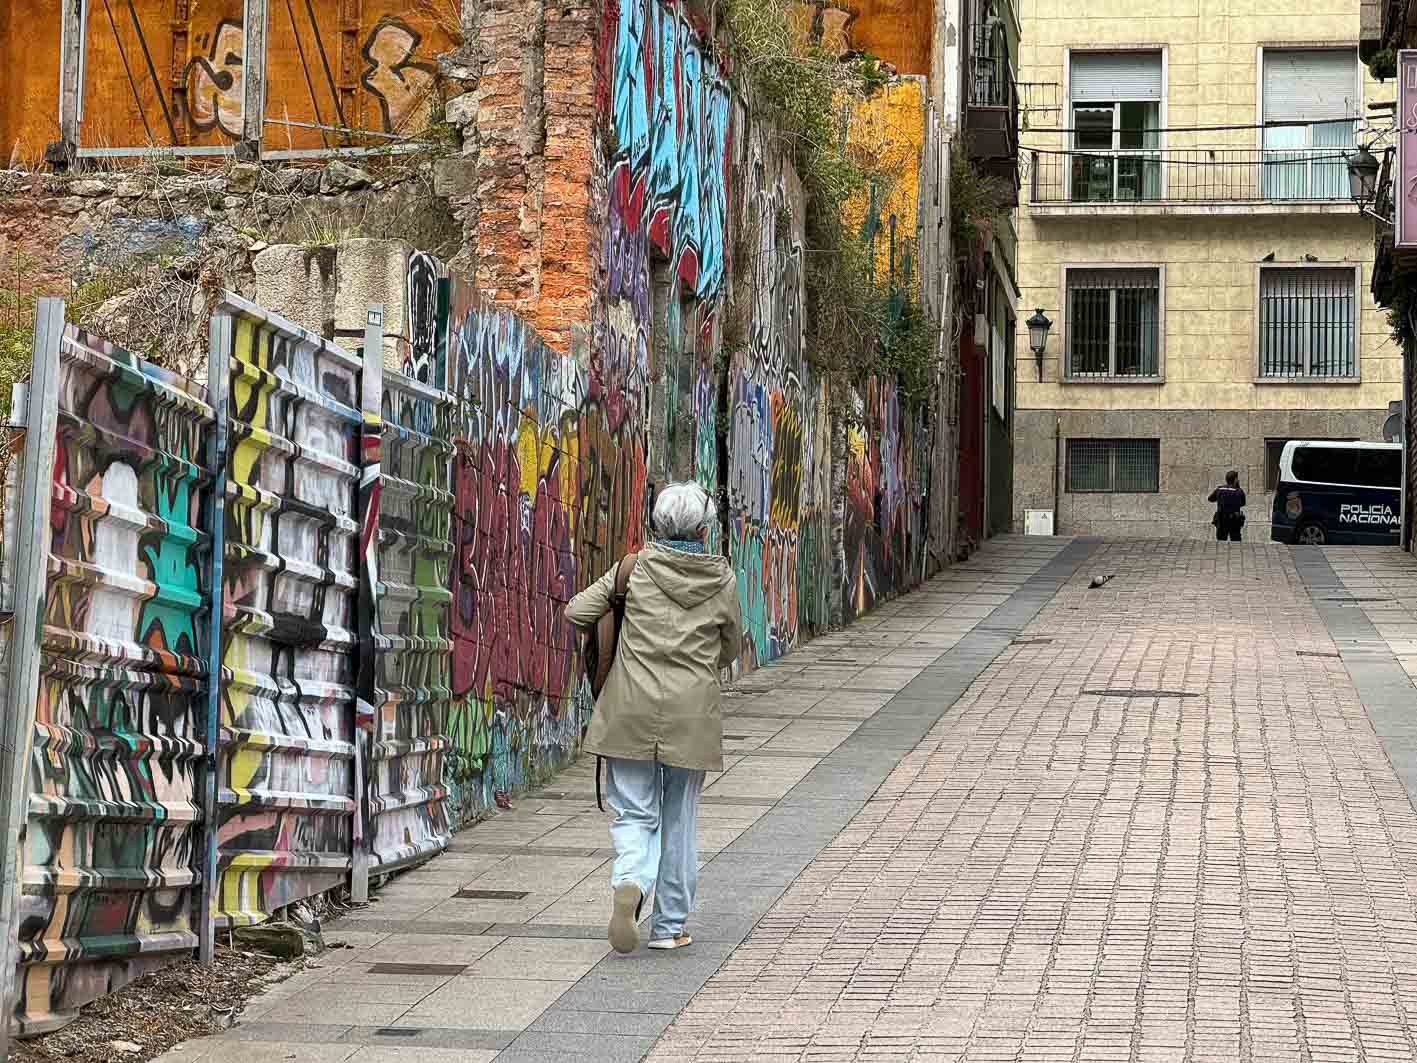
[1355,448,1402,488]
[1292,445,1358,484]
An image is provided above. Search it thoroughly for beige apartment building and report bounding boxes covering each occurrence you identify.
[1012,0,1399,540]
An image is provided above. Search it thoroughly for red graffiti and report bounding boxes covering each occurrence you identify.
[449,435,579,715]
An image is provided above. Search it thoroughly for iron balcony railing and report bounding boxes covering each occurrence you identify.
[1029,147,1356,205]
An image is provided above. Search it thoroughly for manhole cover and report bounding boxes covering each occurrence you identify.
[1081,689,1198,699]
[374,1029,421,1037]
[367,963,467,976]
[1296,650,1340,659]
[453,888,529,900]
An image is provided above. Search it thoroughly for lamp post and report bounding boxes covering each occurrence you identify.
[1346,145,1381,210]
[1026,307,1052,382]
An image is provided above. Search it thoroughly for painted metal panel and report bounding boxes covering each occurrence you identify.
[213,295,362,927]
[13,323,214,1035]
[0,301,65,1054]
[365,367,454,874]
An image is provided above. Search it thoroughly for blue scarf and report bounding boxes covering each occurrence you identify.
[661,538,706,555]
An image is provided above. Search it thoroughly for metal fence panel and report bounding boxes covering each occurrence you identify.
[366,370,454,875]
[14,324,215,1035]
[213,295,361,927]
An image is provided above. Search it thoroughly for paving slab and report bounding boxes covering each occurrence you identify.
[165,538,1072,1063]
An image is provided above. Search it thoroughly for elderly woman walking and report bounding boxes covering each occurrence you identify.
[565,482,742,953]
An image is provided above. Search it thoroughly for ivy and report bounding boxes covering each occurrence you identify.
[717,0,942,407]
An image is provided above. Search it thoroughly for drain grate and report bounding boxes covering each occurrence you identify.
[367,962,467,976]
[374,1029,421,1037]
[1322,596,1392,603]
[722,734,751,741]
[453,888,529,900]
[1011,638,1054,645]
[1082,689,1198,699]
[1296,650,1341,659]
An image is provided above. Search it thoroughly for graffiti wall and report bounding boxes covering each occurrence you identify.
[842,377,928,622]
[725,131,832,668]
[0,0,452,160]
[14,326,214,1035]
[438,279,613,824]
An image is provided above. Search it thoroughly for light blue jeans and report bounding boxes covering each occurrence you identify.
[604,757,705,940]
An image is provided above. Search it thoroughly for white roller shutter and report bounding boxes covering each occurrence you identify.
[1070,52,1163,102]
[1263,49,1359,122]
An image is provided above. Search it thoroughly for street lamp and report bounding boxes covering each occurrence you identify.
[1347,145,1381,209]
[1026,307,1052,381]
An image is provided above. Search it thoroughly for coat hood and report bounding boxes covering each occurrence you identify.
[638,541,732,609]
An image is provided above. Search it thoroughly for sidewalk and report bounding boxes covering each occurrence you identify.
[154,536,1068,1063]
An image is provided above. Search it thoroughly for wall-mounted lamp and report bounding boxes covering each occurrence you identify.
[1026,307,1052,382]
[1347,145,1381,209]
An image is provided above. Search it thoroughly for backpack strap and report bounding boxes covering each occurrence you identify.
[611,552,639,606]
[593,553,638,815]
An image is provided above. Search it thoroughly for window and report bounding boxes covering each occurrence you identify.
[1265,437,1356,490]
[1066,268,1161,378]
[1357,448,1402,488]
[1069,51,1163,202]
[1258,267,1357,379]
[1067,439,1160,493]
[1261,49,1358,200]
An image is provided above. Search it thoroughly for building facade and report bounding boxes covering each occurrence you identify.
[1013,0,1398,541]
[1362,0,1417,551]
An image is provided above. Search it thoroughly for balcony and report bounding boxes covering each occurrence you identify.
[1028,148,1364,217]
[963,0,1020,205]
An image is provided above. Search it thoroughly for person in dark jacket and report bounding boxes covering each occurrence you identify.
[1209,470,1246,542]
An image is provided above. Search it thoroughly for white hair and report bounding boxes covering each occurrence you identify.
[653,481,717,540]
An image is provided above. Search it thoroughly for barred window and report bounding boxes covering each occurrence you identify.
[1067,439,1160,493]
[1066,268,1161,378]
[1258,267,1357,379]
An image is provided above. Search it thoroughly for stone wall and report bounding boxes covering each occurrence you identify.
[0,158,461,374]
[1015,407,1388,541]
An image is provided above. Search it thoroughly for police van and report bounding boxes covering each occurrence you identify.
[1270,440,1402,546]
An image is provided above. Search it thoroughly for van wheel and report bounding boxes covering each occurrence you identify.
[1295,521,1327,546]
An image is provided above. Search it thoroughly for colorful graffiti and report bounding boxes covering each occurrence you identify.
[215,299,361,927]
[5,0,455,159]
[15,327,214,1035]
[842,377,926,621]
[438,275,623,824]
[724,134,832,669]
[363,369,454,872]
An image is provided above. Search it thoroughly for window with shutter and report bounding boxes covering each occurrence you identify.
[1068,52,1163,202]
[1261,48,1358,200]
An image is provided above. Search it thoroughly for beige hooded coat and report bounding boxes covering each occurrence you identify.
[565,542,742,772]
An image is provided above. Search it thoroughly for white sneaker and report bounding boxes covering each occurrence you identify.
[647,934,692,950]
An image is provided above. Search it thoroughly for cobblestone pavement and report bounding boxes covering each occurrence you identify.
[647,542,1417,1062]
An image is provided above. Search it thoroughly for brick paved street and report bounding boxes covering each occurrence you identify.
[649,541,1417,1062]
[156,539,1417,1063]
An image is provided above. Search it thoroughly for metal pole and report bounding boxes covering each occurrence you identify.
[351,304,384,905]
[0,299,65,1053]
[198,310,231,964]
